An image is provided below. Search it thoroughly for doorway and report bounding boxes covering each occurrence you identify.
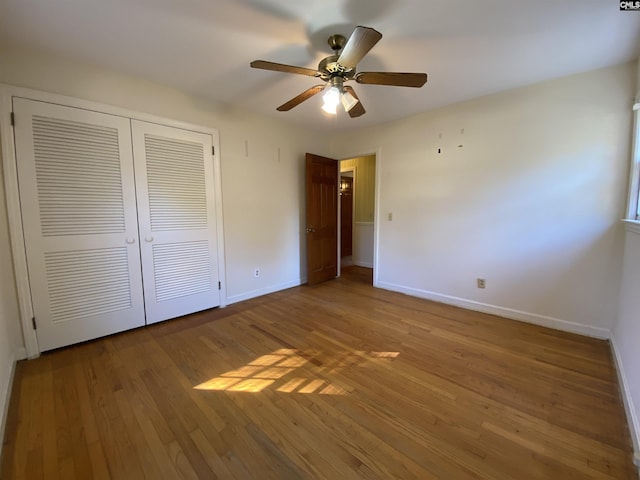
[340,170,354,266]
[339,154,376,284]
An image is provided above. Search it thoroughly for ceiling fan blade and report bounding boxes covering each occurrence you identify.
[277,85,325,111]
[337,26,382,69]
[344,86,365,118]
[355,72,428,88]
[250,60,319,77]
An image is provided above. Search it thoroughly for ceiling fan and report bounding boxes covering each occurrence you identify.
[250,26,428,118]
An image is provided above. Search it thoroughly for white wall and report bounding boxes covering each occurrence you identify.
[610,59,640,464]
[353,222,374,268]
[331,63,634,338]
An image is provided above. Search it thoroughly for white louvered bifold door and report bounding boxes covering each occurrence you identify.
[131,120,220,324]
[13,98,145,351]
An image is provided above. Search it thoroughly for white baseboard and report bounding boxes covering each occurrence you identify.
[341,257,354,268]
[226,279,303,305]
[376,281,610,339]
[0,352,18,465]
[354,261,373,268]
[610,335,640,470]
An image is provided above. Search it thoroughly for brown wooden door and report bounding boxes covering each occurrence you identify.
[340,176,353,257]
[306,153,338,285]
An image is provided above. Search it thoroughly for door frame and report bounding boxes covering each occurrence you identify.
[0,84,227,358]
[338,165,356,271]
[336,150,381,285]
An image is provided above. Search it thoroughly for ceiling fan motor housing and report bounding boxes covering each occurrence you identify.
[318,34,356,81]
[318,54,355,81]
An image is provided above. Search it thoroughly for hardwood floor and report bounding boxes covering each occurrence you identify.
[2,266,636,479]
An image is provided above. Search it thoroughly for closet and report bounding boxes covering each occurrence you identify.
[12,97,222,351]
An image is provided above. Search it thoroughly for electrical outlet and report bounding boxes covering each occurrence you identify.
[254,268,260,278]
[477,278,486,289]
[388,212,393,221]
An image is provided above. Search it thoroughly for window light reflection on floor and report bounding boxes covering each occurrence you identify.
[194,348,400,395]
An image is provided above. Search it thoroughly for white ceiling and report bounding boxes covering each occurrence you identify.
[1,0,639,131]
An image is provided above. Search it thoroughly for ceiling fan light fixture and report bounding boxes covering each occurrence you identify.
[322,85,340,114]
[340,89,359,112]
[321,101,338,115]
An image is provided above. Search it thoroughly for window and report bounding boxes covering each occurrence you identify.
[627,105,640,220]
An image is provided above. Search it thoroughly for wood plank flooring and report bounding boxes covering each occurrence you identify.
[2,266,636,479]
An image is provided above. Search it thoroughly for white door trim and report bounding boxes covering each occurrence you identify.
[1,88,36,356]
[0,84,227,357]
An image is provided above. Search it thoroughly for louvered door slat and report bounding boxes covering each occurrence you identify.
[153,241,211,302]
[31,114,127,237]
[132,121,220,324]
[46,247,132,322]
[13,98,145,351]
[145,134,209,231]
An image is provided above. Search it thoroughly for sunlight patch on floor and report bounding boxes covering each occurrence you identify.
[194,348,400,394]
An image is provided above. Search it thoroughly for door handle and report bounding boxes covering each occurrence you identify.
[306,226,316,233]
[145,236,154,243]
[125,237,136,244]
